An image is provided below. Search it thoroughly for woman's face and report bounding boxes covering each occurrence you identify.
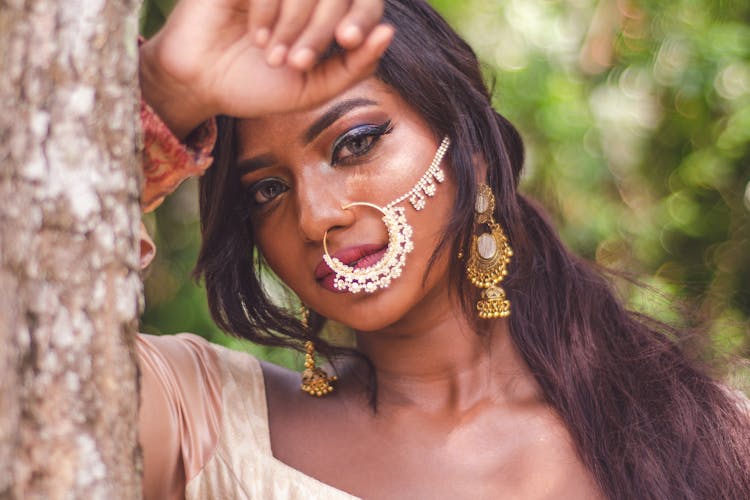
[236,78,456,331]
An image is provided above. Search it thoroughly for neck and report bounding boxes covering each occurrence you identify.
[352,284,538,413]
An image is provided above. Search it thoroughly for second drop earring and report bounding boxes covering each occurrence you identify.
[299,307,337,397]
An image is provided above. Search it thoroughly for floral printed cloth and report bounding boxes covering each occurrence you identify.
[139,101,217,268]
[140,100,217,213]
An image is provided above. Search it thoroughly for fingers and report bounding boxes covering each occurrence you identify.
[264,0,318,67]
[288,0,350,70]
[301,23,393,104]
[248,0,280,47]
[255,0,385,70]
[335,0,384,49]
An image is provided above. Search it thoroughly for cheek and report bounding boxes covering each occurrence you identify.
[411,160,456,228]
[341,137,439,206]
[356,176,456,319]
[252,219,301,284]
[409,178,456,270]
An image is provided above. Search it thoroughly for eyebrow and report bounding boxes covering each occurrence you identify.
[236,97,379,177]
[302,97,378,145]
[236,153,276,178]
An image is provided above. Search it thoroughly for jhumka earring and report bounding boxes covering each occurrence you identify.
[299,307,337,397]
[464,184,513,319]
[322,137,451,293]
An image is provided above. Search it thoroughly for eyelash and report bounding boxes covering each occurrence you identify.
[243,120,394,210]
[331,120,393,166]
[246,177,289,209]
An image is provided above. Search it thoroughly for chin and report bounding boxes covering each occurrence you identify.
[341,316,393,333]
[324,291,414,332]
[334,310,402,333]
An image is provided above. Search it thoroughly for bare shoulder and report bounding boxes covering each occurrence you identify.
[258,358,300,394]
[504,404,604,499]
[258,358,311,417]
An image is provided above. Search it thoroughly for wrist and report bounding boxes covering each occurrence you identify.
[139,39,215,140]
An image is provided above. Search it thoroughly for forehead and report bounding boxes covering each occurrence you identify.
[236,78,420,152]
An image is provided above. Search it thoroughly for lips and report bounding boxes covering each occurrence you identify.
[315,243,387,291]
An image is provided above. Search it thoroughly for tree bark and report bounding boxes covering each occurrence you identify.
[0,0,143,498]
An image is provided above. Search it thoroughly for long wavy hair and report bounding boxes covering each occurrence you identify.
[194,1,750,497]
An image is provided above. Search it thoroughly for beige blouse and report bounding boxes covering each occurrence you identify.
[137,333,359,500]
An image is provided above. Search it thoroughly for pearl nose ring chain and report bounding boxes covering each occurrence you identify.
[322,137,451,293]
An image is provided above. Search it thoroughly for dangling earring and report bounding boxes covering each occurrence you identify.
[299,307,337,397]
[464,184,513,319]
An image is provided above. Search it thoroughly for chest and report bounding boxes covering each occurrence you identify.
[268,401,595,499]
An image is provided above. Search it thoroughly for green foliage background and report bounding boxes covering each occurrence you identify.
[139,0,750,381]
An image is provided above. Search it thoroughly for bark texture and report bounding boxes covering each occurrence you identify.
[0,0,143,498]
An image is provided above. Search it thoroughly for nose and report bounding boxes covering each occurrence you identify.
[295,168,354,244]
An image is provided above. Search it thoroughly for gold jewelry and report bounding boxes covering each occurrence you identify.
[464,184,512,319]
[323,202,411,293]
[322,137,450,294]
[299,307,337,397]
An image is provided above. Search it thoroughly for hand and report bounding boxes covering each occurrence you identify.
[140,0,393,139]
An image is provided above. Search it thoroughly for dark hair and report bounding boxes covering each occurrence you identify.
[194,1,750,497]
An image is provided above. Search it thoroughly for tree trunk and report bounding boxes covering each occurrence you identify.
[0,0,143,498]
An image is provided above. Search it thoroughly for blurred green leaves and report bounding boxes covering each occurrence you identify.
[139,0,175,38]
[140,0,749,373]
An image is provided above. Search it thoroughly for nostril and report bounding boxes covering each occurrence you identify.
[296,196,357,244]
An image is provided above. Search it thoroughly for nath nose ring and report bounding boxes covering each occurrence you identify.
[322,137,450,293]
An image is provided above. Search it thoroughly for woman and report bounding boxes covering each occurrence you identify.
[138,0,750,498]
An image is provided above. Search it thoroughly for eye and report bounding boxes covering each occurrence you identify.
[248,178,288,206]
[331,120,393,165]
[345,135,374,156]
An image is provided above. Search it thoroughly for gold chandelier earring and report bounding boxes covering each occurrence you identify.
[464,184,513,319]
[299,307,337,397]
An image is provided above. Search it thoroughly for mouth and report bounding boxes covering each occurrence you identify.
[315,243,388,293]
